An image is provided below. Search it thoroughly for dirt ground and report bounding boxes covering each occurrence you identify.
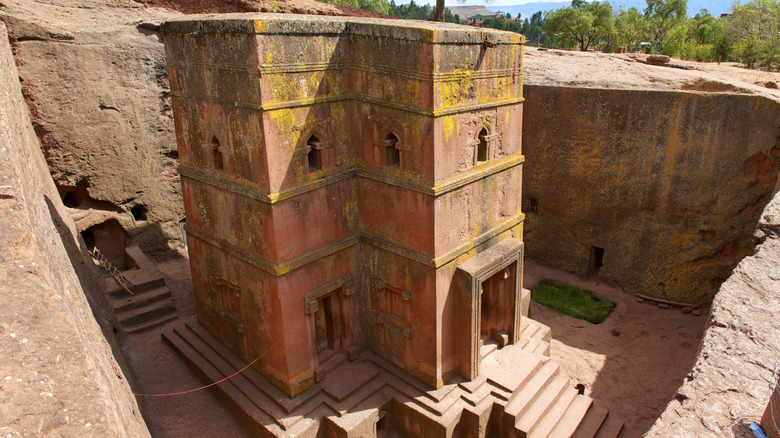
[119,255,708,437]
[523,262,709,437]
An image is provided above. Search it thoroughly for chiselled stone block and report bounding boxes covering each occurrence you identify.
[162,13,525,397]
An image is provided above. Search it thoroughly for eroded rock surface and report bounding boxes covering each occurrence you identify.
[0,21,149,437]
[646,192,780,437]
[522,47,780,305]
[0,0,184,258]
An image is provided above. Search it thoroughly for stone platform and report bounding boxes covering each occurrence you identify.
[106,246,177,333]
[163,318,623,437]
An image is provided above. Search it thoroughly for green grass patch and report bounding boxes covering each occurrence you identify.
[531,280,615,324]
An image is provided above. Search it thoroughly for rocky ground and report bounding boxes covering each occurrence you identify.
[118,259,255,437]
[523,263,709,437]
[137,0,388,17]
[523,46,780,97]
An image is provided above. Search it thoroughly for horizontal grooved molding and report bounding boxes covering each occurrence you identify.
[178,152,524,203]
[171,91,524,116]
[185,211,524,275]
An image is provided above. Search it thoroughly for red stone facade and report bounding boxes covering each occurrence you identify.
[162,15,525,397]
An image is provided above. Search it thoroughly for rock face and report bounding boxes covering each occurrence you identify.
[522,48,780,305]
[0,0,184,257]
[645,191,780,437]
[0,0,387,260]
[0,21,150,437]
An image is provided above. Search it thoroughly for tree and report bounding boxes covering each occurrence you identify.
[522,11,546,46]
[662,23,687,57]
[615,7,650,51]
[319,0,389,15]
[430,0,445,21]
[724,0,780,70]
[544,0,615,51]
[644,0,687,52]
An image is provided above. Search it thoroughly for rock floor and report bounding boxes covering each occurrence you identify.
[118,256,708,437]
[523,262,709,437]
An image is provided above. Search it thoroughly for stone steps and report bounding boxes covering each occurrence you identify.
[115,290,176,333]
[515,374,571,432]
[571,406,624,438]
[107,275,165,299]
[548,393,593,437]
[103,246,177,333]
[162,320,292,435]
[507,319,623,438]
[163,317,623,438]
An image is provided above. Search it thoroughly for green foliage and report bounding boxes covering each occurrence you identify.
[644,0,687,52]
[662,23,687,56]
[523,11,547,46]
[545,0,615,51]
[683,40,714,61]
[725,0,780,70]
[531,281,615,324]
[672,9,728,62]
[386,0,459,22]
[319,0,389,14]
[615,7,651,52]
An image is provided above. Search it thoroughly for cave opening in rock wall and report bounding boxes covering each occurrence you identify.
[588,246,604,279]
[80,219,128,268]
[131,204,148,221]
[60,183,92,208]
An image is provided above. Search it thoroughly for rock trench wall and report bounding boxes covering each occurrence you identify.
[0,21,150,437]
[645,192,780,437]
[522,84,780,305]
[0,0,184,259]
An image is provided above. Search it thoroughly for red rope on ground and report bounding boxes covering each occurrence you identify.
[133,337,282,397]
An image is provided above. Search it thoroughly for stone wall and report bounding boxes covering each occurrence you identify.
[0,21,150,437]
[522,84,780,305]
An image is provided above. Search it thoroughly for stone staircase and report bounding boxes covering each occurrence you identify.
[518,317,552,357]
[105,246,176,333]
[163,316,624,437]
[508,319,624,438]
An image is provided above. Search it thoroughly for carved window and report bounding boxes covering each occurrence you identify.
[529,197,538,213]
[384,132,400,169]
[211,136,224,171]
[477,128,489,163]
[376,279,411,336]
[307,135,322,173]
[214,275,244,333]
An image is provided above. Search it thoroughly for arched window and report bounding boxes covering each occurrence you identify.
[476,128,488,163]
[211,136,224,171]
[385,132,400,168]
[307,135,322,173]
